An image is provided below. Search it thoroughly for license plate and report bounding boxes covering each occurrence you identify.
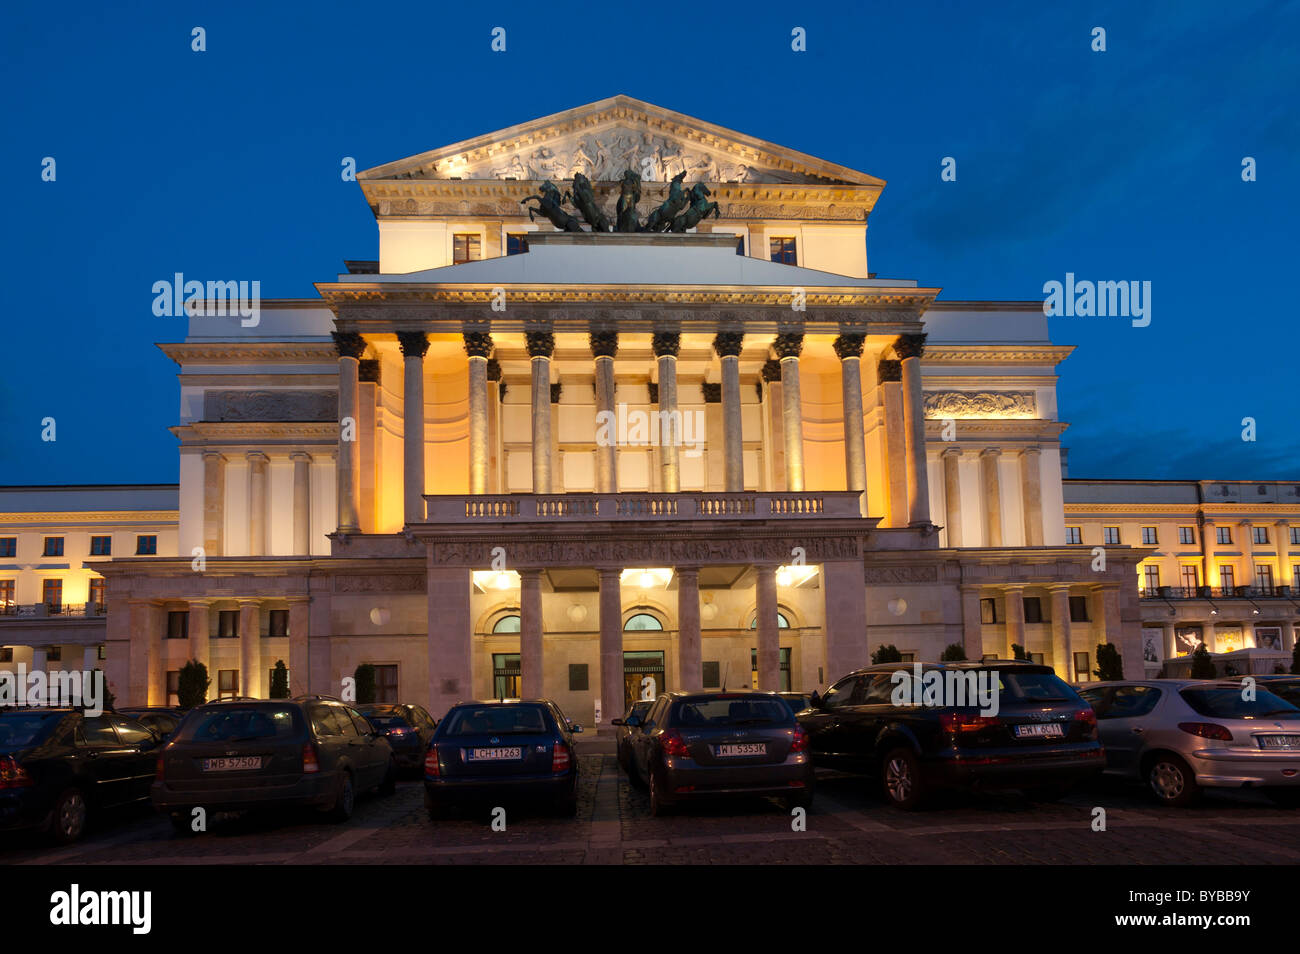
[467,747,522,761]
[1014,723,1064,739]
[1257,735,1300,750]
[714,743,766,757]
[201,757,262,772]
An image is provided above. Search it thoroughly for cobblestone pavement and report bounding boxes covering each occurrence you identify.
[5,755,1300,865]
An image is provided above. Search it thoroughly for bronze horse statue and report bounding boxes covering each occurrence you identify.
[642,170,689,232]
[520,180,584,232]
[615,169,641,232]
[669,182,720,232]
[569,173,611,232]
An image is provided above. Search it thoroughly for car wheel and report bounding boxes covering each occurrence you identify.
[648,768,671,817]
[1265,788,1300,809]
[378,759,397,797]
[1147,754,1200,807]
[882,747,926,811]
[328,772,355,823]
[49,788,88,845]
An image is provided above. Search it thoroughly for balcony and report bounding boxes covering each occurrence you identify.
[425,491,865,524]
[1139,586,1294,601]
[0,603,107,619]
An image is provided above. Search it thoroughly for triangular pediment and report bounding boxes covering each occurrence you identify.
[359,95,882,187]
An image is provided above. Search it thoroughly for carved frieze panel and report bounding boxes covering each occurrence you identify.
[205,390,337,423]
[334,574,426,593]
[429,535,863,568]
[864,565,940,584]
[922,391,1037,420]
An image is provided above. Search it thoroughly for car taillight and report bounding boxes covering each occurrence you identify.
[790,725,809,752]
[387,726,410,736]
[940,712,1001,733]
[1075,708,1097,727]
[155,753,165,781]
[0,756,32,789]
[660,729,690,758]
[1178,722,1233,742]
[552,743,571,773]
[424,744,441,777]
[302,742,320,773]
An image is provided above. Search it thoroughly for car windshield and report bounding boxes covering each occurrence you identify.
[997,672,1075,702]
[174,706,300,742]
[1180,688,1300,719]
[441,706,550,736]
[673,697,791,727]
[0,712,62,749]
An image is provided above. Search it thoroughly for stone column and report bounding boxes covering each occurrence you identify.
[397,331,430,524]
[357,359,380,532]
[942,447,963,547]
[823,559,869,685]
[834,334,868,511]
[591,331,619,493]
[1202,519,1217,592]
[760,360,785,490]
[598,568,623,724]
[526,329,555,494]
[246,452,268,556]
[1277,520,1292,591]
[487,358,504,493]
[1020,447,1044,546]
[773,334,805,492]
[464,332,493,496]
[127,599,157,706]
[895,334,930,527]
[1162,620,1177,662]
[287,596,310,697]
[1047,585,1073,680]
[653,333,682,492]
[1003,585,1026,658]
[756,564,780,690]
[520,569,544,698]
[677,567,702,691]
[331,331,365,533]
[980,448,1003,546]
[1096,583,1138,677]
[291,452,311,555]
[1202,617,1216,654]
[427,563,472,719]
[238,599,260,699]
[188,600,211,671]
[202,451,226,556]
[29,648,48,703]
[1282,620,1297,653]
[714,332,745,492]
[1239,520,1255,591]
[878,359,908,527]
[959,585,983,660]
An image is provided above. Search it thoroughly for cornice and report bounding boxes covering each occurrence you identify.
[172,422,339,442]
[920,346,1075,367]
[0,511,178,524]
[923,420,1068,439]
[159,343,339,365]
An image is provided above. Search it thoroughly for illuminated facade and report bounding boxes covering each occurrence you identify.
[20,97,1178,717]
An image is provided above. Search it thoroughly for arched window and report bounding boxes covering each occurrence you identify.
[624,613,664,631]
[749,613,790,629]
[491,614,521,633]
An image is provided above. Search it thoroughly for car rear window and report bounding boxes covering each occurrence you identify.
[672,697,792,727]
[366,715,411,730]
[0,713,62,748]
[997,672,1076,702]
[175,706,300,742]
[1180,688,1300,719]
[441,706,551,736]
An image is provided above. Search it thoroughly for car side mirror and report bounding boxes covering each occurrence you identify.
[809,691,823,709]
[570,724,583,734]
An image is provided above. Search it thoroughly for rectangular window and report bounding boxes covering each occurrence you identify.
[1029,652,1045,665]
[217,670,239,700]
[43,537,64,557]
[217,610,239,638]
[42,579,63,612]
[47,646,61,663]
[267,609,289,637]
[1180,565,1199,595]
[749,648,793,692]
[1255,566,1274,594]
[899,652,917,663]
[1023,597,1043,624]
[1220,566,1235,593]
[135,535,157,555]
[1252,526,1268,545]
[97,645,106,661]
[0,538,15,558]
[1291,527,1300,546]
[492,653,521,700]
[1178,526,1196,545]
[1216,526,1231,545]
[453,233,481,264]
[166,671,180,707]
[1294,566,1300,591]
[89,536,112,556]
[702,661,721,689]
[0,648,12,663]
[980,598,998,624]
[1142,565,1161,592]
[0,579,14,611]
[568,663,588,692]
[166,611,188,640]
[1068,595,1090,622]
[375,665,398,704]
[1064,527,1082,545]
[735,235,745,256]
[88,578,106,612]
[1141,527,1158,545]
[1103,527,1121,545]
[505,232,529,255]
[1073,652,1091,683]
[769,236,797,265]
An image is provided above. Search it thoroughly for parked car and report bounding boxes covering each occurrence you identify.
[1220,675,1300,710]
[152,697,396,830]
[117,707,186,742]
[358,703,438,774]
[778,692,815,715]
[1077,679,1300,807]
[611,701,652,771]
[424,699,581,817]
[626,690,814,816]
[799,661,1103,809]
[0,709,161,844]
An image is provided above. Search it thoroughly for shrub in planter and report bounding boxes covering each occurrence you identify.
[177,660,210,709]
[871,644,903,665]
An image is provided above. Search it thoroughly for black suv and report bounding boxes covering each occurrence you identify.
[798,661,1103,809]
[152,696,395,830]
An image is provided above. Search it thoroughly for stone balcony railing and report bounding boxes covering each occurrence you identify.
[424,491,864,523]
[0,603,107,619]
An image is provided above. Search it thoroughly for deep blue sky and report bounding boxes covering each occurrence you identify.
[2,0,1296,485]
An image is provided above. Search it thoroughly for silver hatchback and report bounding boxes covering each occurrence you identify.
[1078,680,1300,807]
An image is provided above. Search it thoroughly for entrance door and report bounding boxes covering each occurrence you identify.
[623,651,665,711]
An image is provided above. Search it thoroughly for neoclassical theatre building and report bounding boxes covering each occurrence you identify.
[44,98,1173,719]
